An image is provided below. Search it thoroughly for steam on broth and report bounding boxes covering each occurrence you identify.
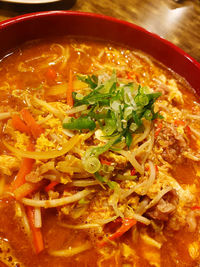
[0,37,200,267]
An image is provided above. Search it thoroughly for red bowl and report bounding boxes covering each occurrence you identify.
[0,10,200,93]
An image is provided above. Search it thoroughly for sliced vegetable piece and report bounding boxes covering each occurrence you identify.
[83,157,101,173]
[13,181,45,200]
[185,125,192,136]
[94,172,116,189]
[63,117,96,131]
[125,131,133,148]
[85,134,121,159]
[98,218,137,247]
[155,122,163,138]
[11,143,35,191]
[191,206,200,210]
[26,206,44,254]
[12,114,31,135]
[66,69,74,107]
[174,120,185,127]
[44,181,59,192]
[100,158,112,166]
[20,109,44,139]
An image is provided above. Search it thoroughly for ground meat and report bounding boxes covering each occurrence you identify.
[156,122,187,163]
[146,190,179,221]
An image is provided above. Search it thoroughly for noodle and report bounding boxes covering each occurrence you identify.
[3,135,80,160]
[49,243,91,257]
[59,222,101,229]
[22,189,92,208]
[0,112,11,120]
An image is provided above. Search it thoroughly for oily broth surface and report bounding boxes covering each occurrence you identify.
[0,37,199,267]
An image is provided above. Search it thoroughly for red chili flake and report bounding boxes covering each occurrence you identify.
[131,168,136,176]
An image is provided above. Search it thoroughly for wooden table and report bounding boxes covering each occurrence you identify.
[0,0,200,62]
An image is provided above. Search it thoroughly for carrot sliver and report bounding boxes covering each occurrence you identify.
[26,206,44,254]
[12,114,31,135]
[100,158,112,166]
[11,142,35,191]
[20,109,44,139]
[44,181,59,192]
[191,205,200,210]
[185,125,192,136]
[13,181,44,200]
[98,218,136,248]
[174,120,185,127]
[155,122,163,138]
[126,71,134,80]
[11,157,35,191]
[66,69,74,107]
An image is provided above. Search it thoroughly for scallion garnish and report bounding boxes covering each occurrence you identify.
[62,70,162,182]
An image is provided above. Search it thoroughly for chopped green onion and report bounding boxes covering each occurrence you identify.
[77,74,98,89]
[102,164,114,173]
[82,157,101,173]
[134,94,149,106]
[129,123,138,132]
[84,134,121,159]
[94,172,117,189]
[144,109,153,120]
[103,118,116,136]
[125,131,133,148]
[64,70,162,151]
[63,117,96,131]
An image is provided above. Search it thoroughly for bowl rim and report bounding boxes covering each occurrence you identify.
[0,10,199,70]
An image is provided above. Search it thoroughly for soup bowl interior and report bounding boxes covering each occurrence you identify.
[0,10,200,94]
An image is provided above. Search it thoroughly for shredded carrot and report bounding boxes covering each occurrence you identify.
[26,206,44,254]
[98,218,136,247]
[12,114,31,135]
[66,69,74,107]
[11,157,35,191]
[126,72,140,83]
[135,73,140,83]
[155,165,158,172]
[13,181,44,200]
[11,143,35,191]
[174,120,185,127]
[191,205,200,210]
[126,71,134,80]
[185,125,192,136]
[45,68,57,83]
[100,158,112,166]
[155,122,163,138]
[44,181,59,192]
[20,109,44,139]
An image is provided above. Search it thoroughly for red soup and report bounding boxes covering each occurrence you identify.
[0,37,200,267]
